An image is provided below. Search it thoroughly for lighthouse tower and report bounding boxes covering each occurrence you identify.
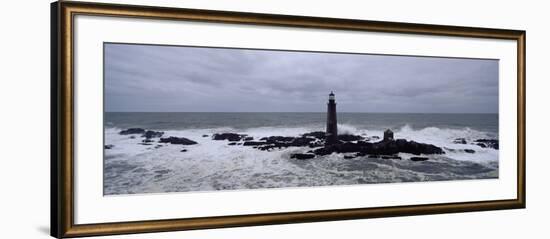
[326,91,338,145]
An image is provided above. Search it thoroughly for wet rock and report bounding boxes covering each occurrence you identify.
[371,136,380,140]
[142,130,164,139]
[385,139,444,155]
[379,155,401,160]
[159,136,197,145]
[202,134,209,137]
[311,146,334,155]
[344,155,356,159]
[453,138,467,144]
[142,139,154,143]
[228,142,237,146]
[355,152,367,157]
[290,153,316,160]
[119,128,146,135]
[212,133,246,141]
[464,149,476,154]
[243,141,269,146]
[244,136,318,151]
[312,139,444,156]
[290,137,316,145]
[410,157,429,161]
[474,139,499,149]
[260,136,295,143]
[180,149,187,152]
[338,134,364,142]
[308,142,324,148]
[244,136,254,141]
[104,144,114,149]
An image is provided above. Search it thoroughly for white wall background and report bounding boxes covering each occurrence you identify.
[0,0,547,238]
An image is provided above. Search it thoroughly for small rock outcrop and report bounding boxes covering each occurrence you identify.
[381,155,401,160]
[464,149,476,154]
[243,141,269,146]
[338,134,364,142]
[474,139,499,149]
[260,136,295,143]
[410,157,429,161]
[119,128,146,135]
[212,133,247,142]
[142,130,164,139]
[313,139,444,156]
[159,137,197,145]
[290,153,316,160]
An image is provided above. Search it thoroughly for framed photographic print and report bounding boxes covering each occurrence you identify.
[51,1,526,238]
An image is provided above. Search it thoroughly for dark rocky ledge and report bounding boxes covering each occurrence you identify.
[474,139,499,149]
[119,128,146,135]
[452,138,499,150]
[212,133,247,142]
[215,130,444,161]
[159,136,197,145]
[313,139,444,156]
[116,128,449,161]
[142,130,164,139]
[119,128,165,140]
[337,134,364,142]
[290,153,316,160]
[410,157,429,161]
[117,128,198,148]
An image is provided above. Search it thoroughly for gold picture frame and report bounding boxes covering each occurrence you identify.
[51,1,526,238]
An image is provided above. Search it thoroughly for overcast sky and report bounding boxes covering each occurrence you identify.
[105,43,498,113]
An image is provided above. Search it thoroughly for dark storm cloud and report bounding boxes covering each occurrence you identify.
[104,43,498,113]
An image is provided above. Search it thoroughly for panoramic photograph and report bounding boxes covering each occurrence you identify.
[103,43,499,195]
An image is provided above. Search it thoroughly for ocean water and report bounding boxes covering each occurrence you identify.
[104,112,499,195]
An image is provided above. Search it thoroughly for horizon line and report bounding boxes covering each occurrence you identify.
[105,111,498,114]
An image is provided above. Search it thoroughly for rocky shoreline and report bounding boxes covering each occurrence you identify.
[107,127,498,162]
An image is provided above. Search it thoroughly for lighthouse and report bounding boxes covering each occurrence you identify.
[326,91,338,145]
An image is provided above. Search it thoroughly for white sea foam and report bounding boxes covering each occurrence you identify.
[104,125,498,195]
[392,124,498,162]
[337,124,361,135]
